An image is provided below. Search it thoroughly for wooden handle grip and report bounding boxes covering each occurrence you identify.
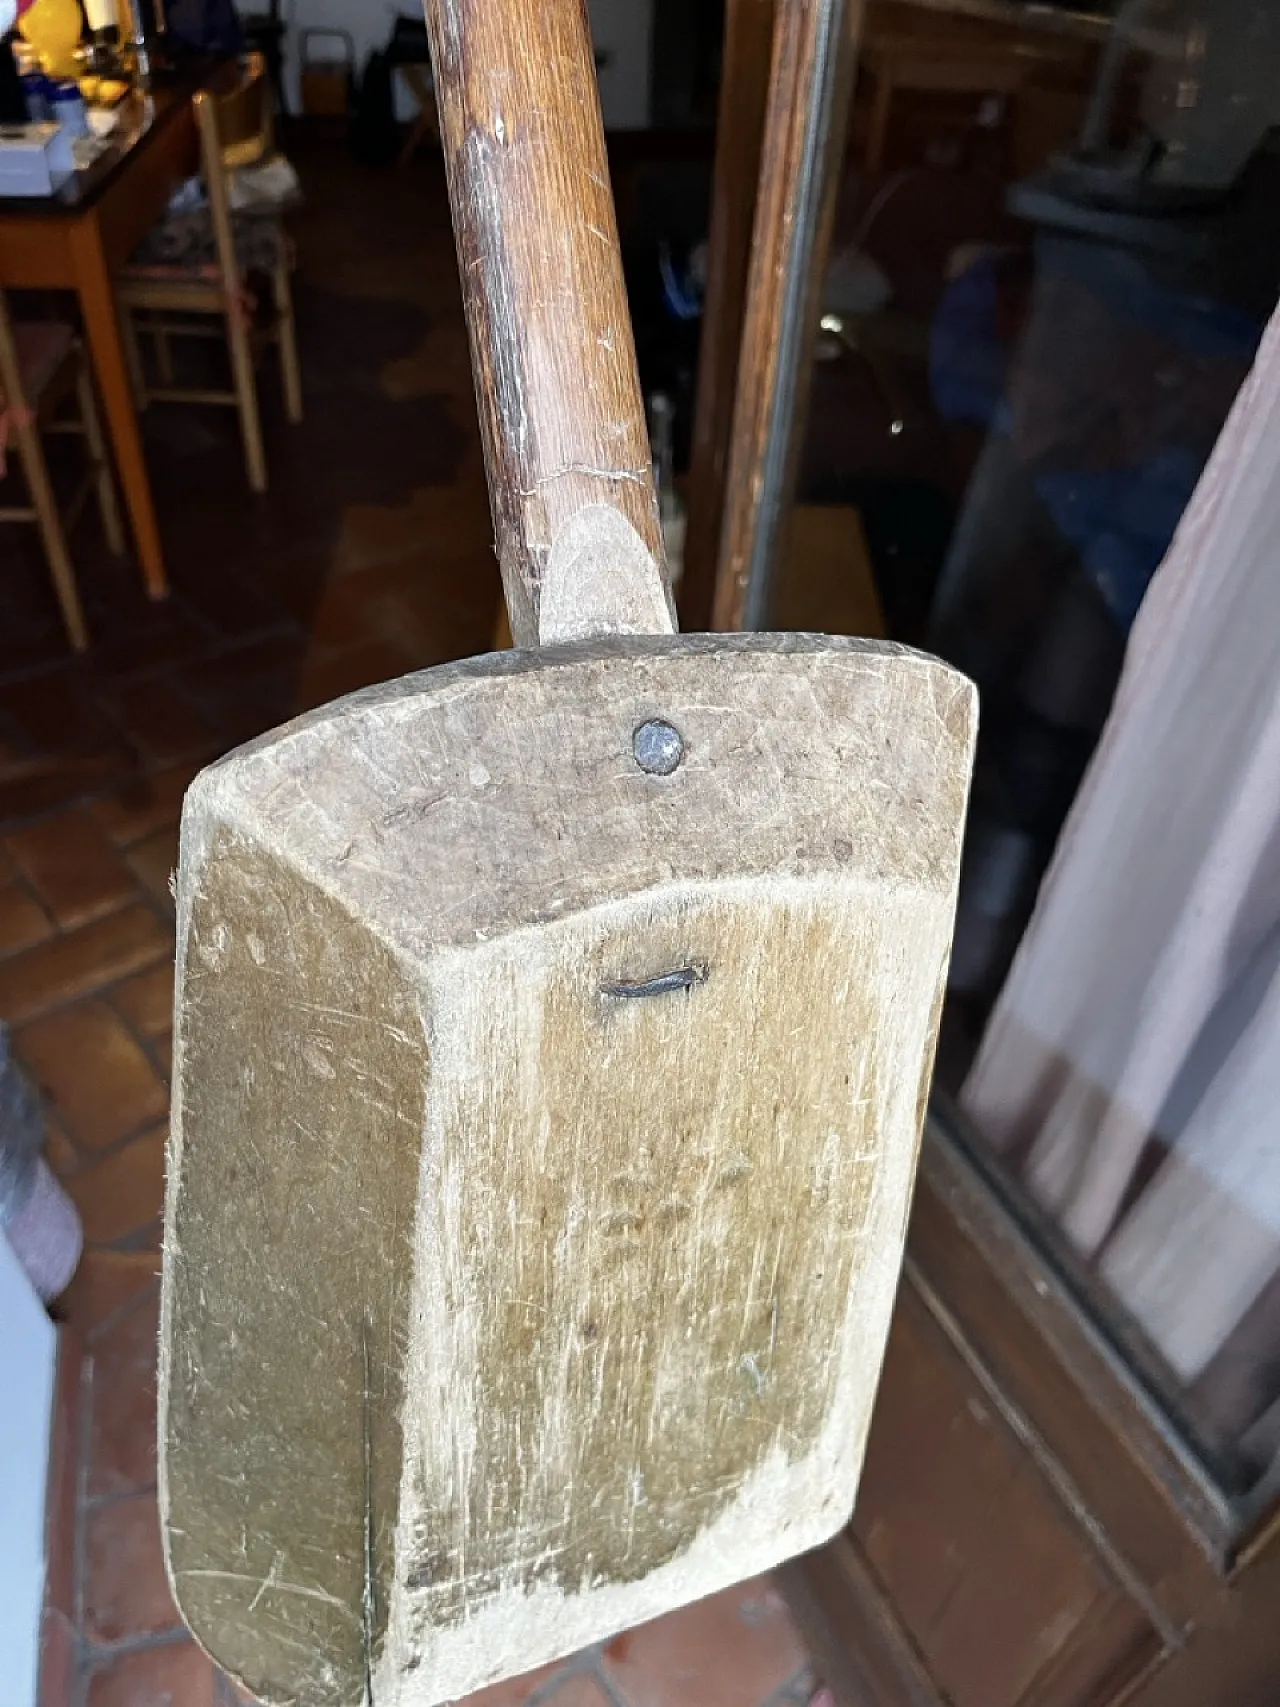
[424,0,675,647]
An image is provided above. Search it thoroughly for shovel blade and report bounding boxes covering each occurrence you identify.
[163,634,975,1707]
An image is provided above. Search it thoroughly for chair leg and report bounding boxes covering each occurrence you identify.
[273,257,303,424]
[226,300,268,493]
[269,47,288,121]
[11,417,89,651]
[119,304,148,408]
[75,359,126,556]
[398,111,436,170]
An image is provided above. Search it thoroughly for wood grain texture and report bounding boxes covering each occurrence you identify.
[908,1142,1228,1613]
[780,1534,952,1707]
[711,0,862,632]
[163,634,975,1706]
[70,214,170,596]
[851,1280,1158,1707]
[680,0,777,631]
[783,1119,1242,1707]
[423,0,673,645]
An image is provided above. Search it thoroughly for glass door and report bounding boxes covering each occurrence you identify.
[752,0,1280,1522]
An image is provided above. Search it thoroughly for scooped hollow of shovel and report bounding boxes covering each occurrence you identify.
[159,4,977,1706]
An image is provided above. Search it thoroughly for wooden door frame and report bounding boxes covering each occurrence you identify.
[681,0,861,632]
[784,1117,1280,1707]
[687,6,1280,1698]
[680,0,777,631]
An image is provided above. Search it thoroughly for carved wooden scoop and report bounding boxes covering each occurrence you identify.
[160,3,976,1703]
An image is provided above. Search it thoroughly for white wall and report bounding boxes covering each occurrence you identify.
[0,1239,56,1707]
[589,0,654,131]
[283,0,653,129]
[283,0,396,116]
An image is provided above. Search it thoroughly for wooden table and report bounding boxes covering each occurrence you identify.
[860,0,1097,173]
[0,80,212,598]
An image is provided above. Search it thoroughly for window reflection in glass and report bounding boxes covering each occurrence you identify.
[775,0,1280,1493]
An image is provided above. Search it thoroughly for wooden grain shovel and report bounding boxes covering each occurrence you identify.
[160,4,976,1704]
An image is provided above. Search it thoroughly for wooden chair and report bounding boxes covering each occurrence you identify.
[240,0,289,118]
[0,294,124,651]
[858,8,1088,174]
[398,63,441,169]
[116,54,303,494]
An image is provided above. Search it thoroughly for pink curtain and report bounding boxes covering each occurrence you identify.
[961,299,1280,1448]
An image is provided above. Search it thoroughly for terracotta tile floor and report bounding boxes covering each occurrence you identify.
[3,138,823,1707]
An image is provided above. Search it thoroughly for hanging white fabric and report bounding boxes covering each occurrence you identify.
[962,298,1280,1385]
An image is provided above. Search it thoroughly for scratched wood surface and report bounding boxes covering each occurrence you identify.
[423,0,673,647]
[163,4,976,1702]
[680,0,778,630]
[163,635,975,1706]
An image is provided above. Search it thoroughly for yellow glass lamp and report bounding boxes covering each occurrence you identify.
[18,0,84,81]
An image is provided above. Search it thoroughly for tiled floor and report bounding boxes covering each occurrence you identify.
[3,138,822,1707]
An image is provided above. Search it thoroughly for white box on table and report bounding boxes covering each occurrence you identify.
[0,123,76,197]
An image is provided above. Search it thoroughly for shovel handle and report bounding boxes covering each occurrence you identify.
[424,0,676,648]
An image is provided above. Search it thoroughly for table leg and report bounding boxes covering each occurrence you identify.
[68,216,169,599]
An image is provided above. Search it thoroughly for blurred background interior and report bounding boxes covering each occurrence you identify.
[3,1,1280,1704]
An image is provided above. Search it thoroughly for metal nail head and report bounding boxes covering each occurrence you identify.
[633,719,684,775]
